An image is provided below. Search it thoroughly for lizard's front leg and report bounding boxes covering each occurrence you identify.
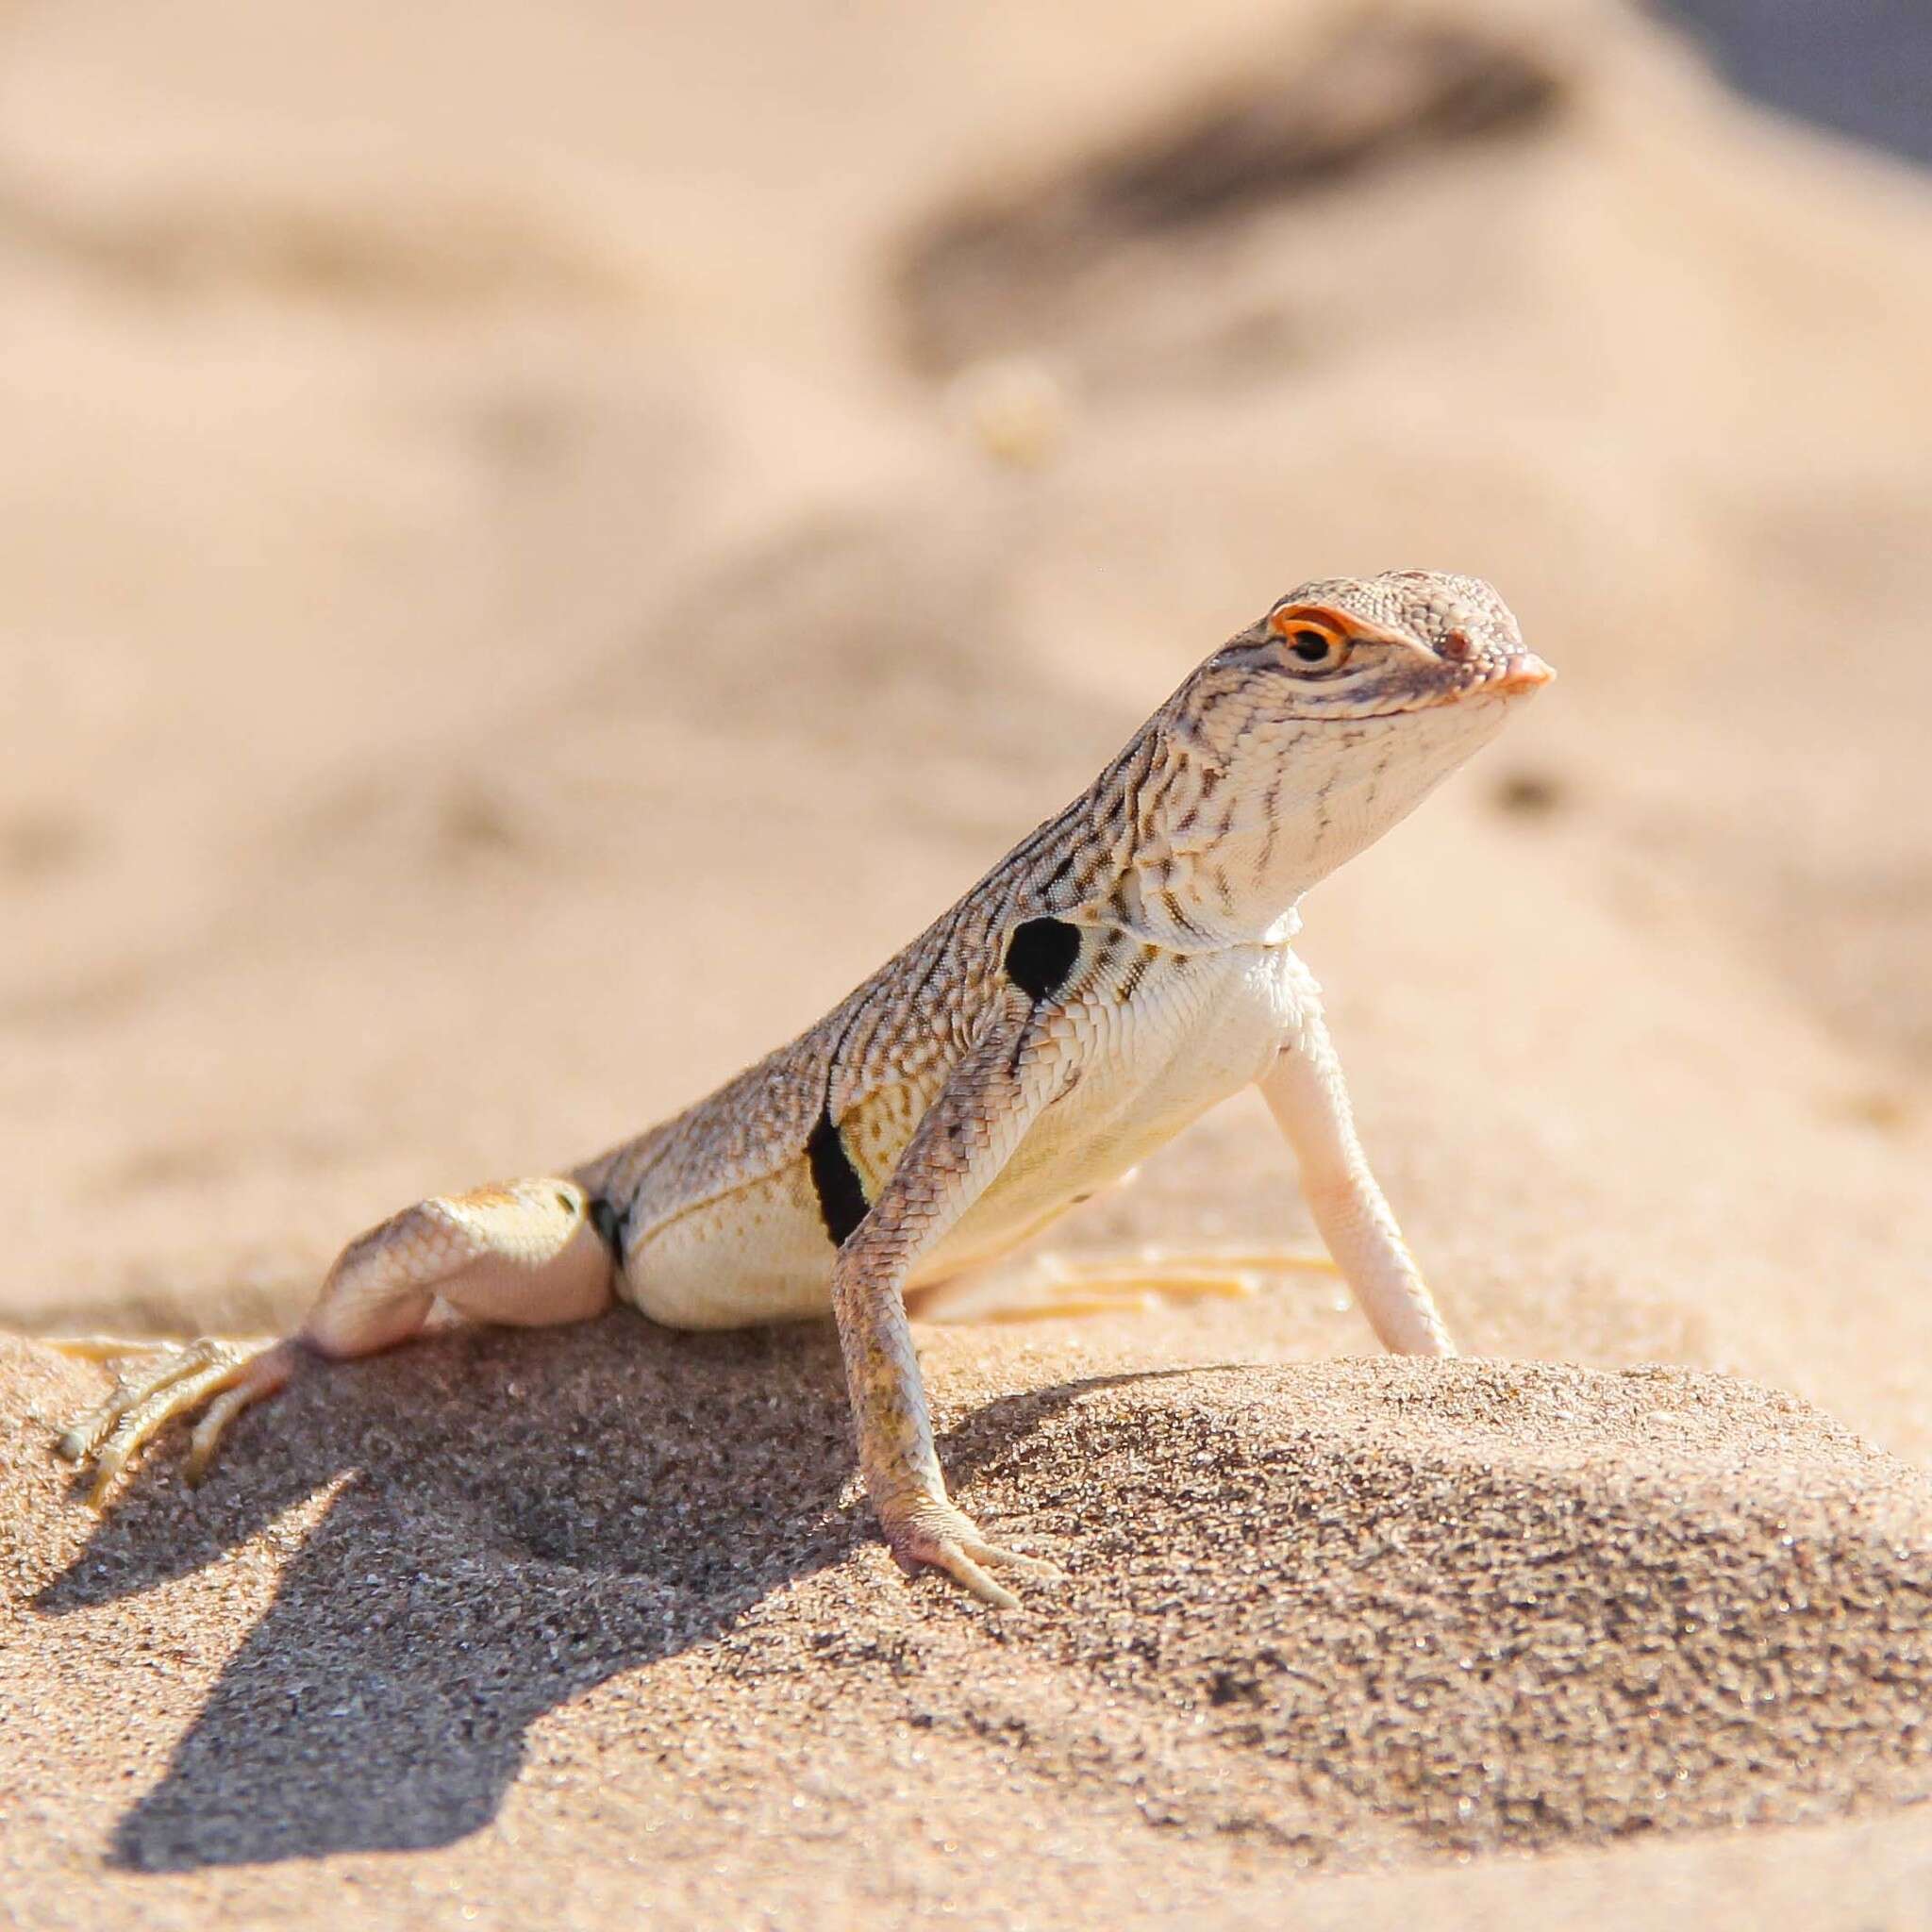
[1259,991,1457,1357]
[833,980,1073,1608]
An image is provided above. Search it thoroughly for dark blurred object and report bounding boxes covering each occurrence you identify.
[1656,0,1932,165]
[895,14,1564,378]
[1492,771,1567,819]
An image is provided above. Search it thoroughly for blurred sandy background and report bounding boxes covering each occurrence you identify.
[4,1,1931,1925]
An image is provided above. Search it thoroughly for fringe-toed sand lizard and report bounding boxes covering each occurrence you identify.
[53,570,1551,1607]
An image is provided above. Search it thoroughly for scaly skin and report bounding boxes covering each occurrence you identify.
[53,569,1551,1608]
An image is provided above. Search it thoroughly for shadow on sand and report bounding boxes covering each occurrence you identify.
[33,1314,1153,1870]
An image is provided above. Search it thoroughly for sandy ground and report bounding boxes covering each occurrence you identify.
[4,1,1931,1924]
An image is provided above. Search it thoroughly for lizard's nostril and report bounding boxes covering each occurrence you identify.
[1439,629,1474,662]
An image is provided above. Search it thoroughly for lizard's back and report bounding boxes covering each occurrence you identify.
[570,857,1018,1326]
[572,775,1306,1330]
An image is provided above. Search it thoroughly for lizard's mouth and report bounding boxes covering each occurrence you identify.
[1489,651,1555,696]
[1399,650,1554,712]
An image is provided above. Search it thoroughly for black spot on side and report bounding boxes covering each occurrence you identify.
[587,1194,629,1258]
[1005,917,1082,1002]
[807,1111,870,1248]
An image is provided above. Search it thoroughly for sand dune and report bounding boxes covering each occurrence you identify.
[8,1336,1930,1920]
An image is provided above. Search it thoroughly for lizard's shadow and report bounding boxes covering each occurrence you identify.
[32,1313,1131,1871]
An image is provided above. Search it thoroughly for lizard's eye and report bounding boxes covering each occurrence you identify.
[1269,610,1351,673]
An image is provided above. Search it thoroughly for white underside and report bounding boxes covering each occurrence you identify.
[621,940,1313,1328]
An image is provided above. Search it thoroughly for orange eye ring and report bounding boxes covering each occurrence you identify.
[1268,608,1352,672]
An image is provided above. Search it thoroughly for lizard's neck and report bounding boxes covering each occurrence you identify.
[1093,859,1304,952]
[1098,698,1508,949]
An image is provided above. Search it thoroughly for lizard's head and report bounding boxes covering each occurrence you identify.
[1161,570,1552,919]
[1242,570,1549,721]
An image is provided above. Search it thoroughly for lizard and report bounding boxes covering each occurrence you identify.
[50,568,1551,1609]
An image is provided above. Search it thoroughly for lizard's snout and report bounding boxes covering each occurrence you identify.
[1491,652,1554,697]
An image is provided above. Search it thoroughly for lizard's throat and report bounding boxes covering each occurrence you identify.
[1154,701,1511,942]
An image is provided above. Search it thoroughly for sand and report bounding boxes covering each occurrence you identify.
[4,0,1931,1924]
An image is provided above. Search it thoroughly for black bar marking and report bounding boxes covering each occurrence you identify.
[1005,917,1082,1002]
[807,1110,870,1247]
[587,1194,630,1258]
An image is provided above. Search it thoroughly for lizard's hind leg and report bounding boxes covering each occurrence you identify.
[51,1176,615,1505]
[918,1247,1340,1324]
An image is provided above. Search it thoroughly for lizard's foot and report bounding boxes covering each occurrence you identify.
[48,1335,300,1506]
[879,1494,1063,1611]
[935,1246,1341,1324]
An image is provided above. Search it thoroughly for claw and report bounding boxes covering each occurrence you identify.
[939,1546,1019,1610]
[929,1247,1341,1324]
[187,1375,275,1481]
[47,1334,172,1364]
[884,1496,1063,1609]
[47,1336,296,1502]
